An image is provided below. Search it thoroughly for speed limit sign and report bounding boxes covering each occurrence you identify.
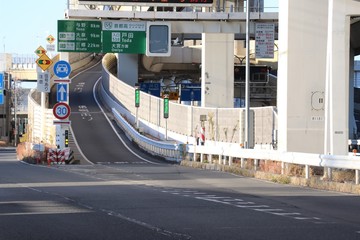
[53,102,71,120]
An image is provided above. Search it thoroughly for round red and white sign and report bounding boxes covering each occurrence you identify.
[53,102,71,120]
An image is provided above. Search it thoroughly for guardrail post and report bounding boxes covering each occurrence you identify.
[200,153,204,163]
[356,170,359,185]
[325,167,332,180]
[305,165,309,179]
[254,159,258,171]
[219,154,222,165]
[241,158,245,168]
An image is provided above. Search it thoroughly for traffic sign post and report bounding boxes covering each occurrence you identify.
[46,35,55,44]
[36,54,53,71]
[53,102,71,120]
[163,95,169,119]
[53,59,72,152]
[163,94,169,140]
[54,60,71,78]
[102,21,146,54]
[35,46,47,57]
[57,84,68,102]
[37,71,51,93]
[135,86,140,129]
[58,20,102,53]
[135,88,140,108]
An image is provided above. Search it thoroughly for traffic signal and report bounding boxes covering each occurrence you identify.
[65,130,69,147]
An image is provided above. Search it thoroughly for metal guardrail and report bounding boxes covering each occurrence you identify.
[99,71,182,161]
[189,142,360,184]
[112,108,181,161]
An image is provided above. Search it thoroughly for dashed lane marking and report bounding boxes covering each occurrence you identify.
[155,187,333,225]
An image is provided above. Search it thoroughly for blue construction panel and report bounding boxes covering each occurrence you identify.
[140,82,161,97]
[180,83,201,101]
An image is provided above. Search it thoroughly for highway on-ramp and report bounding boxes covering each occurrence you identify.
[69,62,163,165]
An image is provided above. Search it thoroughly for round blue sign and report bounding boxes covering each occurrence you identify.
[53,60,71,78]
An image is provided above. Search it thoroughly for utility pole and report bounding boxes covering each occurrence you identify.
[245,0,251,148]
[14,80,17,146]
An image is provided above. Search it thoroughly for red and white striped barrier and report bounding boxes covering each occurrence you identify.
[199,127,205,145]
[47,148,71,165]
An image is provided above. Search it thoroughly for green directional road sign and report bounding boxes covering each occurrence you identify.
[102,21,146,54]
[58,20,102,53]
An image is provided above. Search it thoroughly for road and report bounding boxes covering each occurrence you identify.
[1,64,360,239]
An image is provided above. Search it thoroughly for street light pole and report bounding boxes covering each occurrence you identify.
[2,36,5,138]
[14,81,17,146]
[245,0,251,148]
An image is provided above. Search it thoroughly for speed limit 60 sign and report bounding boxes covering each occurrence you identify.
[53,102,71,120]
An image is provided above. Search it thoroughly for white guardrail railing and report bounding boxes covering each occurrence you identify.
[190,143,360,184]
[100,80,182,161]
[112,108,181,161]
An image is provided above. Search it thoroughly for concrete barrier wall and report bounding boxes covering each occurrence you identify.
[27,92,56,146]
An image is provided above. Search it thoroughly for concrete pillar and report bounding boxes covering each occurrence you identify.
[201,33,234,108]
[278,0,329,153]
[324,0,351,155]
[117,54,138,87]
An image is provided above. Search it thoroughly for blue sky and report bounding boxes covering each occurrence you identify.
[0,0,67,55]
[0,0,278,55]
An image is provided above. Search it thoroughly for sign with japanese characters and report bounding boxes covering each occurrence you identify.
[37,71,51,93]
[58,20,102,53]
[255,23,275,59]
[102,21,146,54]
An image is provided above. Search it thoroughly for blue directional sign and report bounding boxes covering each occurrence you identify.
[54,60,71,78]
[0,90,4,105]
[140,82,161,97]
[180,83,201,101]
[57,84,68,102]
[0,72,4,89]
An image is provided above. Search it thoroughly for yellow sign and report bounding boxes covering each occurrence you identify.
[46,35,55,44]
[34,46,47,57]
[36,54,53,71]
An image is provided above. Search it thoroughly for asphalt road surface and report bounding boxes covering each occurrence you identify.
[1,64,360,240]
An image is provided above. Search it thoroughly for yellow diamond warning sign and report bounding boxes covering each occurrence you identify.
[46,35,55,44]
[36,54,53,71]
[34,46,47,57]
